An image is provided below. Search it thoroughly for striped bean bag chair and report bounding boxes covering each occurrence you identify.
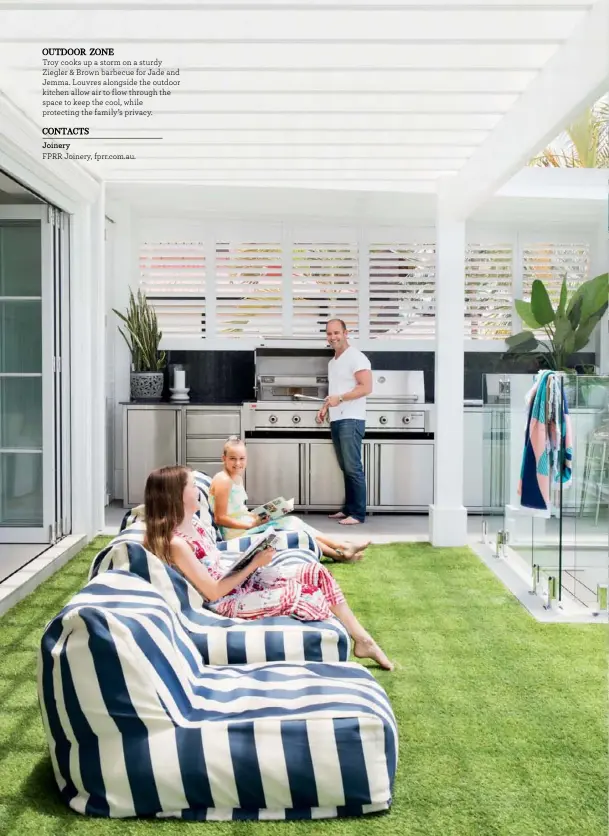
[90,538,349,665]
[39,568,398,820]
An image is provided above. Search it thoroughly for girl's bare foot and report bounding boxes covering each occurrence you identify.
[353,636,394,671]
[354,539,371,555]
[334,545,363,563]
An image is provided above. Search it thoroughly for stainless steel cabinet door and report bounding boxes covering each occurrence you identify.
[377,442,434,507]
[126,409,180,505]
[307,440,346,508]
[244,440,302,506]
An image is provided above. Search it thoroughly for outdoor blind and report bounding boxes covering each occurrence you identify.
[368,242,436,339]
[215,242,283,338]
[464,243,513,340]
[138,239,206,337]
[292,242,359,337]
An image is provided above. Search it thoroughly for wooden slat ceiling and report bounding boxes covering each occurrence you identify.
[0,0,598,190]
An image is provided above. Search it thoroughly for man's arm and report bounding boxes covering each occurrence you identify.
[325,368,372,407]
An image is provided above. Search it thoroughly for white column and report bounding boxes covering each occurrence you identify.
[429,206,468,546]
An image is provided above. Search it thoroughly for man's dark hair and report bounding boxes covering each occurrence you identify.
[326,318,347,332]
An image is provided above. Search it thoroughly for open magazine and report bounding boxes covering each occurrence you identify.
[250,496,295,523]
[220,531,279,578]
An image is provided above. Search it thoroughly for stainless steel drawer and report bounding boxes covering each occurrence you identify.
[186,410,240,437]
[187,438,227,459]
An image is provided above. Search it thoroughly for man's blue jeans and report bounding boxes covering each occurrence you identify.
[330,419,366,522]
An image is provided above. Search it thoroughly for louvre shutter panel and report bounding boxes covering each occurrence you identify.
[215,242,283,337]
[368,243,435,339]
[292,242,359,337]
[138,239,206,337]
[465,243,512,339]
[522,242,590,325]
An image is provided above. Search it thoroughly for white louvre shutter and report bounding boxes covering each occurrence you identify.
[369,243,435,339]
[292,242,359,336]
[522,241,590,319]
[465,243,512,339]
[138,239,206,337]
[215,242,283,337]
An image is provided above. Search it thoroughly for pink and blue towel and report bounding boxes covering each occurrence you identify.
[518,371,573,512]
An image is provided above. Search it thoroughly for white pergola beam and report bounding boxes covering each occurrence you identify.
[440,0,609,220]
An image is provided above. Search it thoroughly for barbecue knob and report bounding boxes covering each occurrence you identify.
[402,415,412,425]
[292,415,301,424]
[379,415,388,425]
[268,414,278,425]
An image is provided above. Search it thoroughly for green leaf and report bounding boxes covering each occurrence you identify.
[553,315,573,346]
[514,299,541,329]
[557,277,568,317]
[567,295,583,330]
[530,280,555,326]
[572,303,608,352]
[505,331,540,353]
[579,272,609,321]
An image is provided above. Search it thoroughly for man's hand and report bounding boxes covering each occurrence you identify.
[316,405,329,424]
[325,395,341,408]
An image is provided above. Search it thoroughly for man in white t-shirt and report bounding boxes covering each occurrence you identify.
[316,318,372,525]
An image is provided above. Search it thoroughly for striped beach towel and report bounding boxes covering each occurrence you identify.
[90,539,349,665]
[518,370,573,512]
[39,569,398,820]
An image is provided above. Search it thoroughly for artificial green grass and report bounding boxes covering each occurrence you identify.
[0,537,606,836]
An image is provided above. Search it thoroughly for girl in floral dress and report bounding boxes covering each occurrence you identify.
[143,465,393,670]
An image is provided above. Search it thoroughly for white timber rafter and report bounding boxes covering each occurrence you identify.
[441,0,609,218]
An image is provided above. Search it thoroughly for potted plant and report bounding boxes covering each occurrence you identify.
[113,288,167,401]
[505,272,608,404]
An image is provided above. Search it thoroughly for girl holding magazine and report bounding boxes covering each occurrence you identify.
[209,436,370,562]
[143,465,393,670]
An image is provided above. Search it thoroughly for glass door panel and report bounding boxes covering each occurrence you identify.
[0,207,55,543]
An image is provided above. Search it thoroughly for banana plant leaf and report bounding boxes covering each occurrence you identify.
[505,331,540,353]
[514,299,541,330]
[530,280,555,326]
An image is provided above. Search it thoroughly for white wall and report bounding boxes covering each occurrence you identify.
[0,95,105,538]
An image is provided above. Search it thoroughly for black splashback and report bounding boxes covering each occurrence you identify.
[167,350,255,403]
[463,352,596,400]
[164,349,597,404]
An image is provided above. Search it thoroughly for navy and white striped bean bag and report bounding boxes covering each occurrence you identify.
[39,569,398,820]
[90,539,349,665]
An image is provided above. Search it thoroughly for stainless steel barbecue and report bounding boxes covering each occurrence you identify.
[243,348,431,433]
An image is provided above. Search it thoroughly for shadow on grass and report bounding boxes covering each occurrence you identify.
[19,756,67,816]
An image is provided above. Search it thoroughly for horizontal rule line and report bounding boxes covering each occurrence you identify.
[41,136,165,139]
